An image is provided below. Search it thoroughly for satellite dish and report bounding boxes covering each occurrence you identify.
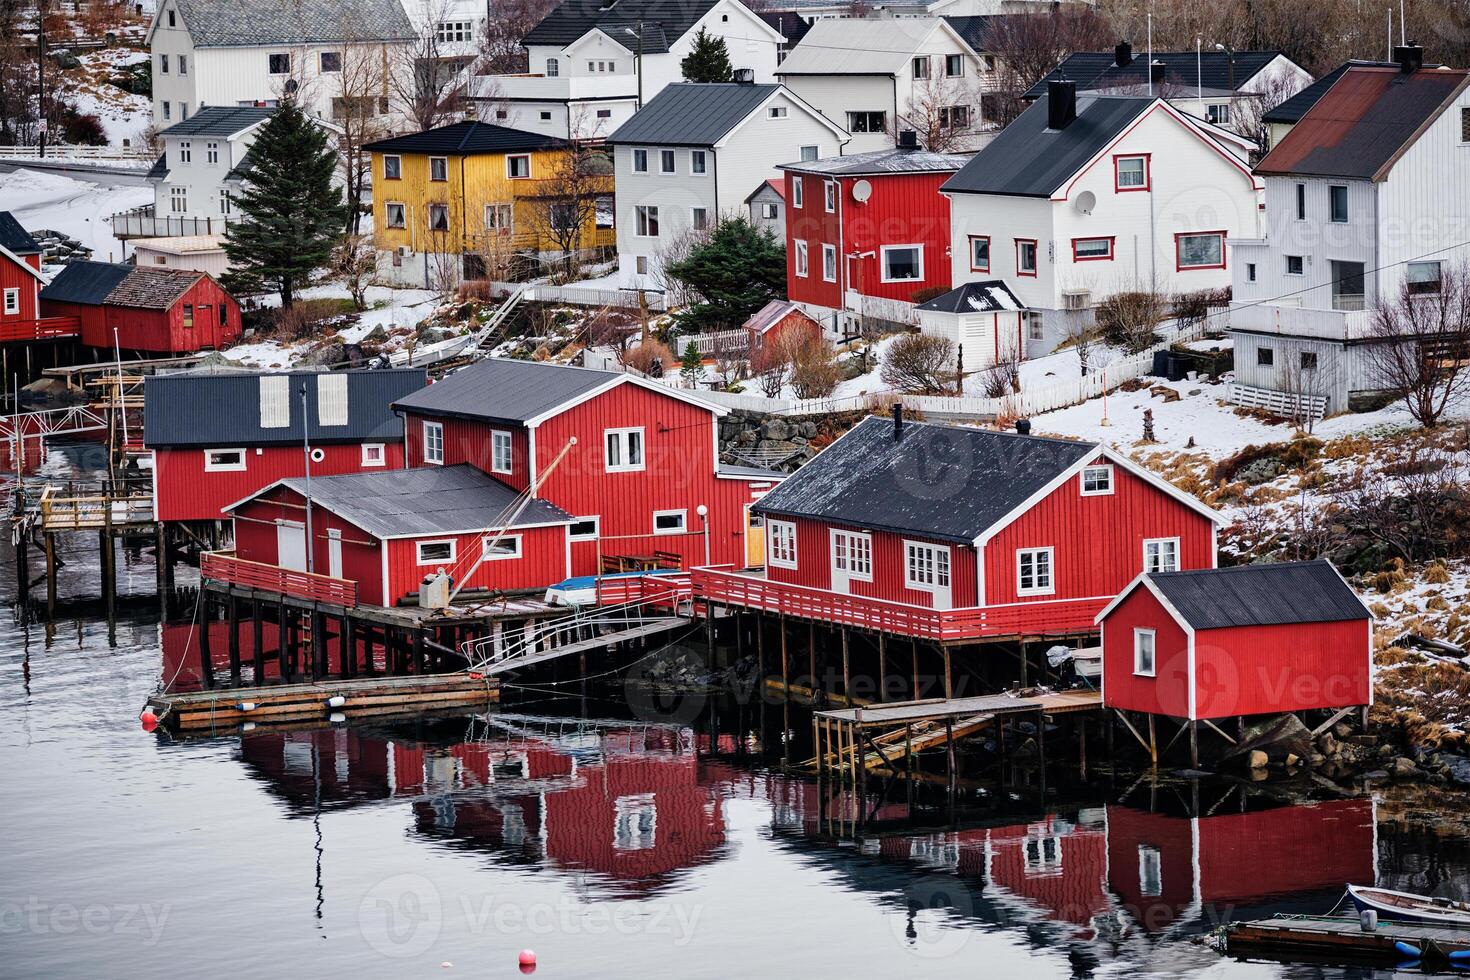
[1074,190,1096,215]
[851,179,872,204]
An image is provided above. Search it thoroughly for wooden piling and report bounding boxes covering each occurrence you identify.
[251,598,264,683]
[227,594,241,683]
[197,596,215,689]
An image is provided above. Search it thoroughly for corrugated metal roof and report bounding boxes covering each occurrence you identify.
[743,298,803,334]
[917,280,1025,313]
[752,416,1096,542]
[780,147,968,175]
[522,0,717,53]
[278,464,573,538]
[608,83,780,147]
[143,368,428,447]
[169,0,415,47]
[1254,66,1469,180]
[1263,60,1443,124]
[943,94,1150,197]
[158,105,275,137]
[1025,50,1287,100]
[1148,560,1370,629]
[364,121,562,156]
[392,358,619,425]
[39,261,133,305]
[775,17,947,75]
[0,211,38,255]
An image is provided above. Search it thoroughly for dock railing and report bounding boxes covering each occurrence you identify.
[38,485,155,530]
[201,550,359,608]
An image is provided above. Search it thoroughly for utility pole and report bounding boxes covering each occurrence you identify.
[36,0,47,158]
[635,20,644,109]
[300,381,315,573]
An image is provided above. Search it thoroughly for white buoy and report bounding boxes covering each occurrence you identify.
[325,695,346,709]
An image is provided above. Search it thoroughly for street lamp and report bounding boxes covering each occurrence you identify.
[1214,43,1236,93]
[696,504,710,567]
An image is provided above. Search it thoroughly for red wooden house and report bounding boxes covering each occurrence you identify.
[743,299,822,357]
[144,368,428,522]
[0,211,47,336]
[40,259,242,353]
[695,411,1222,643]
[391,358,784,576]
[1097,561,1373,721]
[782,145,967,328]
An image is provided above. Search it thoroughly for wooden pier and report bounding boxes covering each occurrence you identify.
[1227,914,1470,967]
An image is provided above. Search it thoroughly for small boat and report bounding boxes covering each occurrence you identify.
[544,569,682,606]
[1347,884,1470,926]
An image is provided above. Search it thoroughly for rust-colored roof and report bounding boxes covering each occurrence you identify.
[104,266,203,309]
[1255,66,1469,180]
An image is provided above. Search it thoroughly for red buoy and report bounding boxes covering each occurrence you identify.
[518,949,536,973]
[140,710,159,732]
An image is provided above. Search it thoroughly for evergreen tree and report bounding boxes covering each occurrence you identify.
[222,100,348,307]
[680,28,733,83]
[680,340,703,384]
[665,216,786,330]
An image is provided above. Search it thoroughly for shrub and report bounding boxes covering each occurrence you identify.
[909,285,949,306]
[880,332,957,394]
[1171,287,1231,322]
[621,339,676,378]
[268,298,353,341]
[789,335,841,399]
[1096,291,1167,352]
[62,110,107,146]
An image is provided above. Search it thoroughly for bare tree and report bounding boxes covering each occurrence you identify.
[1368,262,1470,428]
[478,0,557,75]
[897,71,984,152]
[882,332,958,394]
[522,142,613,280]
[985,9,1114,127]
[1227,70,1300,161]
[392,1,467,133]
[331,43,394,234]
[1277,345,1335,432]
[333,233,377,309]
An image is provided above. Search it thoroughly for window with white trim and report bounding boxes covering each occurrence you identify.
[569,516,600,541]
[1115,155,1147,189]
[1016,547,1054,595]
[1080,464,1113,495]
[794,240,808,277]
[1133,627,1156,676]
[822,243,836,282]
[1139,844,1163,896]
[416,540,456,565]
[429,156,448,181]
[2,289,18,315]
[881,244,922,282]
[653,509,686,534]
[632,148,648,173]
[385,202,406,228]
[482,534,521,560]
[832,530,872,580]
[423,421,444,464]
[791,177,803,208]
[824,180,836,212]
[1143,538,1179,574]
[635,206,658,237]
[659,148,676,174]
[506,155,530,179]
[491,430,513,474]
[383,155,401,179]
[203,448,246,472]
[905,541,951,590]
[605,427,644,471]
[691,149,707,174]
[768,520,797,568]
[361,443,386,467]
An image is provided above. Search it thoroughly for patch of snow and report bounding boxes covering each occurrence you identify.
[1,169,152,263]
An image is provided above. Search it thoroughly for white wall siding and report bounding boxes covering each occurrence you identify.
[780,75,894,154]
[1233,175,1377,310]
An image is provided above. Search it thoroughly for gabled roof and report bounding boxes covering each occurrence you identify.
[775,17,972,76]
[364,121,562,155]
[144,368,428,447]
[1107,560,1371,630]
[271,464,574,538]
[942,93,1152,197]
[1254,65,1470,180]
[917,280,1026,314]
[752,416,1098,543]
[150,0,415,47]
[39,261,136,305]
[942,15,1005,53]
[523,0,721,54]
[745,178,784,203]
[757,9,811,47]
[743,299,818,335]
[1025,49,1290,100]
[608,83,845,147]
[0,211,40,255]
[780,146,968,176]
[158,105,275,139]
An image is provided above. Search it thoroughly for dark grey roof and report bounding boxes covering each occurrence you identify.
[0,211,38,255]
[279,464,574,537]
[143,368,428,447]
[757,9,811,47]
[943,94,1151,198]
[392,358,619,426]
[942,14,1004,53]
[1147,560,1369,630]
[224,147,255,183]
[38,261,132,305]
[779,147,967,175]
[364,121,562,155]
[158,105,275,137]
[752,416,1096,543]
[1263,61,1358,124]
[1024,49,1288,100]
[916,280,1026,314]
[608,83,783,147]
[168,0,415,47]
[146,153,169,181]
[523,0,717,54]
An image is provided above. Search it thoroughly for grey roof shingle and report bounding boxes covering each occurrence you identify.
[144,368,428,447]
[1147,561,1370,629]
[169,0,415,47]
[363,121,562,155]
[608,83,782,147]
[916,280,1026,314]
[146,153,169,181]
[752,416,1097,543]
[1024,49,1288,100]
[942,15,1004,53]
[392,358,620,425]
[0,211,38,255]
[523,0,717,54]
[942,94,1151,198]
[158,105,275,137]
[779,147,968,175]
[278,464,573,537]
[39,261,134,305]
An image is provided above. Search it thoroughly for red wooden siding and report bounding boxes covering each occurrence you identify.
[1194,618,1370,718]
[154,441,405,522]
[404,412,532,492]
[1100,582,1193,718]
[1196,798,1376,903]
[382,523,567,601]
[984,457,1215,605]
[1104,805,1198,932]
[785,172,843,309]
[233,485,389,605]
[985,817,1110,928]
[42,275,242,353]
[0,253,40,323]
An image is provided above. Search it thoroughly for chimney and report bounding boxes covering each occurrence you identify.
[897,129,919,150]
[1014,418,1032,436]
[892,402,904,440]
[1394,42,1423,73]
[1046,80,1076,130]
[1149,60,1165,86]
[1114,40,1133,67]
[733,67,755,84]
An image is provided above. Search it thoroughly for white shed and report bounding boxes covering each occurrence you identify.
[915,279,1028,371]
[130,235,230,277]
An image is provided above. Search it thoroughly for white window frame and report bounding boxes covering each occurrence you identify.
[361,442,386,467]
[691,207,709,232]
[490,429,513,474]
[1139,844,1163,896]
[791,177,803,209]
[632,148,648,173]
[416,539,457,566]
[1143,537,1180,574]
[482,534,522,560]
[767,519,797,569]
[423,420,444,465]
[821,243,836,282]
[1080,464,1114,496]
[1016,546,1055,596]
[823,179,836,212]
[385,202,406,228]
[429,156,448,181]
[383,155,401,180]
[2,288,17,315]
[659,148,676,174]
[605,426,645,472]
[203,448,247,472]
[831,529,873,582]
[903,540,951,591]
[634,205,659,238]
[569,516,600,541]
[1133,627,1156,677]
[880,244,923,283]
[653,509,687,535]
[690,149,707,175]
[795,240,808,278]
[506,154,530,179]
[768,106,788,118]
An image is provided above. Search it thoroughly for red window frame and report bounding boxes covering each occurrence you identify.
[1071,236,1115,262]
[1113,153,1151,192]
[1015,238,1038,277]
[1174,230,1228,271]
[969,235,990,273]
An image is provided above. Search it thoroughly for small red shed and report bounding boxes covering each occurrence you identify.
[0,211,45,328]
[39,259,242,353]
[743,299,822,356]
[1097,561,1373,721]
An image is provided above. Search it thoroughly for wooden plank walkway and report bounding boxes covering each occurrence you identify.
[815,689,1101,726]
[1228,915,1470,965]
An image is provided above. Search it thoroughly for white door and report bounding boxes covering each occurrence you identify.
[906,542,952,610]
[276,520,307,572]
[327,529,343,579]
[829,529,871,595]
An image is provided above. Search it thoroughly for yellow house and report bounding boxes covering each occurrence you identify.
[365,120,615,287]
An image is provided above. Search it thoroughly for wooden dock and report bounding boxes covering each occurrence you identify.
[1228,914,1470,966]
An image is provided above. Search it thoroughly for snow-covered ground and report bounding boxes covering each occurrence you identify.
[221,284,441,369]
[1,168,151,263]
[69,48,152,148]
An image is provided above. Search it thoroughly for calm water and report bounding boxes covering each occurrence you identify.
[3,457,1468,978]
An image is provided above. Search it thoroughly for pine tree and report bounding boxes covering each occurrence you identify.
[680,27,733,83]
[665,217,786,330]
[222,100,348,307]
[680,340,703,385]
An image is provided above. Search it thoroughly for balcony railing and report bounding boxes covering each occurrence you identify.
[0,316,80,343]
[692,566,1106,642]
[109,205,236,240]
[470,72,638,102]
[1229,301,1372,341]
[201,550,359,607]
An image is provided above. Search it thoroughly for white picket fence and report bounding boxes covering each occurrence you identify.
[520,283,668,311]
